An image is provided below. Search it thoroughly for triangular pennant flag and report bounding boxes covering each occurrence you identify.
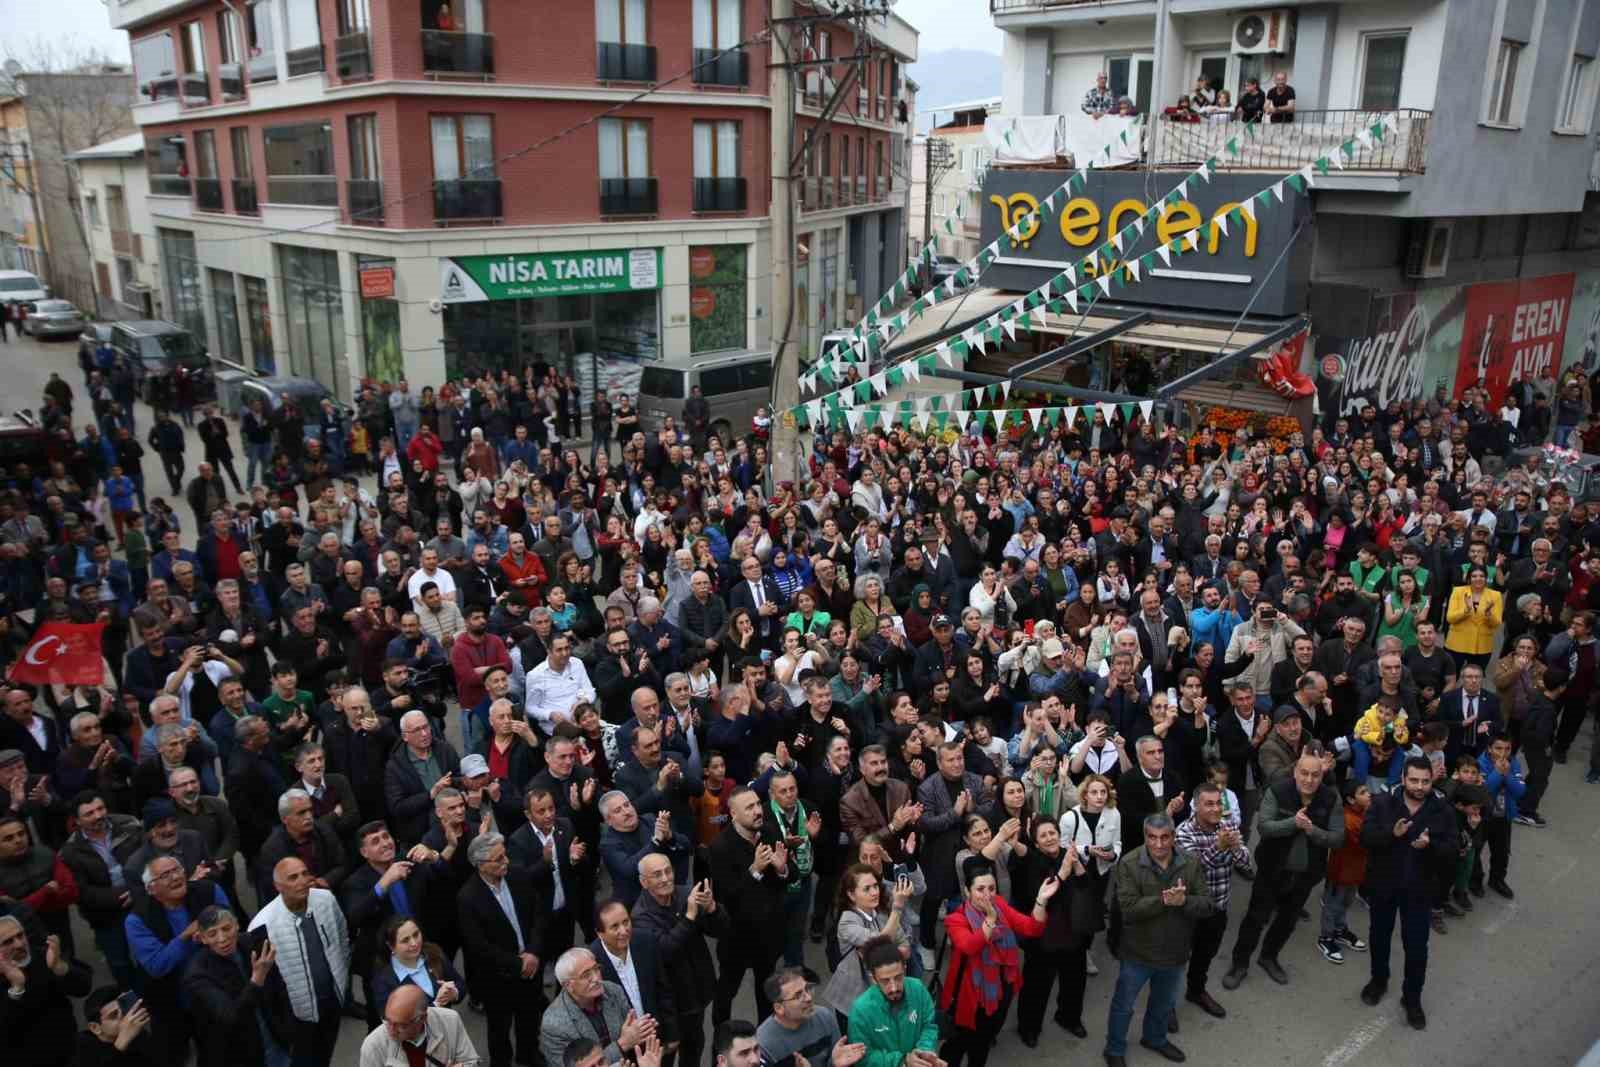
[1139,400,1153,421]
[879,407,896,432]
[1001,380,1012,401]
[1213,213,1229,238]
[1125,258,1140,283]
[1002,319,1016,342]
[903,359,920,383]
[845,409,863,432]
[1099,402,1117,422]
[1064,288,1079,313]
[1028,407,1044,431]
[1119,402,1136,421]
[1195,160,1212,184]
[1156,243,1172,267]
[919,354,936,373]
[1064,406,1079,428]
[1182,229,1201,252]
[953,409,970,431]
[1045,407,1061,427]
[886,368,903,388]
[1110,231,1124,252]
[806,398,823,425]
[1096,274,1112,296]
[1285,173,1303,194]
[1225,137,1240,157]
[938,344,955,368]
[1298,163,1317,188]
[1239,198,1256,222]
[915,411,931,433]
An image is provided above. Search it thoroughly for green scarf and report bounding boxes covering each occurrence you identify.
[770,795,814,885]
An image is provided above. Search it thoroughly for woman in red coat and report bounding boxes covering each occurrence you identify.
[938,857,1061,1067]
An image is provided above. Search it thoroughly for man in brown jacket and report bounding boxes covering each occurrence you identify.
[838,745,922,844]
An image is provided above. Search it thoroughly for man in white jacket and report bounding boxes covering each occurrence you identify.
[249,857,351,1067]
[361,985,480,1067]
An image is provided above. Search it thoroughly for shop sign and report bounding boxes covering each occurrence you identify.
[439,247,662,303]
[978,169,1311,316]
[359,266,395,299]
[1454,274,1573,407]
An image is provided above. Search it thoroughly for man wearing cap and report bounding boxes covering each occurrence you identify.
[1257,707,1308,787]
[910,614,965,697]
[124,853,228,1063]
[124,799,215,894]
[458,752,520,835]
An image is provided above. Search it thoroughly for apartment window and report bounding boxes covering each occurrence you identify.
[423,0,484,32]
[337,0,373,77]
[1488,39,1523,123]
[193,129,222,211]
[693,120,743,211]
[596,0,654,81]
[340,0,370,33]
[132,33,178,101]
[597,0,646,44]
[285,0,326,75]
[1563,57,1593,128]
[116,257,136,303]
[216,10,245,97]
[431,114,495,181]
[598,118,650,178]
[179,21,209,104]
[277,245,343,390]
[694,0,739,47]
[246,0,278,83]
[84,193,100,228]
[264,122,337,206]
[348,114,383,222]
[1359,33,1407,110]
[146,133,189,196]
[210,270,243,365]
[231,127,258,214]
[160,228,207,346]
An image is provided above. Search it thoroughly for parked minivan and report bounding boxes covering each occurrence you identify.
[0,270,50,312]
[638,352,774,439]
[109,320,213,403]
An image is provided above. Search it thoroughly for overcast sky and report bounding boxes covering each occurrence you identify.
[0,0,994,70]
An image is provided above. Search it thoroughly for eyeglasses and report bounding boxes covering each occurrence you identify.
[781,984,818,1002]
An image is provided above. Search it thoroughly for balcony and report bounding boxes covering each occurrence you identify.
[348,179,384,224]
[179,71,210,106]
[247,53,278,84]
[193,177,224,212]
[218,63,244,99]
[266,174,338,207]
[433,178,502,222]
[336,31,372,79]
[597,42,656,83]
[693,177,747,213]
[138,74,180,101]
[286,43,324,76]
[693,48,747,87]
[1150,108,1431,175]
[150,174,190,197]
[837,178,853,207]
[110,228,134,257]
[423,31,495,78]
[232,179,259,215]
[855,177,868,203]
[599,177,657,216]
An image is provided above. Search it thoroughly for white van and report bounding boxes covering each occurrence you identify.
[638,351,774,440]
[0,270,49,312]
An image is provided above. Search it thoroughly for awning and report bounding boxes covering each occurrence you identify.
[1029,309,1290,357]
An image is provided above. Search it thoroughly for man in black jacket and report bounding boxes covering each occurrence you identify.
[509,787,587,960]
[591,898,676,1042]
[323,688,397,827]
[146,411,186,496]
[1359,756,1459,1030]
[340,820,446,1027]
[458,831,549,1067]
[57,792,142,988]
[254,789,350,901]
[632,858,727,1067]
[708,786,799,1025]
[182,905,275,1067]
[223,717,286,876]
[383,711,460,846]
[1216,681,1272,840]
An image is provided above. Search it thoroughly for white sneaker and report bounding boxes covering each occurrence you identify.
[1085,952,1099,976]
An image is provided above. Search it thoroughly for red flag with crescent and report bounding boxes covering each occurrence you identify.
[8,622,107,686]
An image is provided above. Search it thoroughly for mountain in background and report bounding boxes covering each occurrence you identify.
[908,48,1001,131]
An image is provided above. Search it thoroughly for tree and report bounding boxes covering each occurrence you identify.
[0,40,135,311]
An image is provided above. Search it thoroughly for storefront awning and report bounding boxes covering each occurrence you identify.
[1029,309,1297,359]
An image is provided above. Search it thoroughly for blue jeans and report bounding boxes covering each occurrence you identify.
[1104,959,1182,1057]
[246,442,273,488]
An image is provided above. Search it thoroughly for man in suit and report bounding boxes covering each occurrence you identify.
[0,688,63,776]
[528,735,603,942]
[222,716,286,878]
[1216,681,1272,841]
[1134,515,1183,592]
[838,745,918,845]
[591,898,677,1044]
[384,710,461,846]
[728,555,785,650]
[508,787,587,960]
[600,790,692,910]
[1117,736,1188,861]
[289,742,362,846]
[341,819,447,1027]
[457,831,550,1067]
[1436,663,1502,763]
[1189,534,1229,585]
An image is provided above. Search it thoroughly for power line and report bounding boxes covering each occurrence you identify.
[181,30,772,245]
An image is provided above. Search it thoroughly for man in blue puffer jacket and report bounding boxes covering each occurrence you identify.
[1474,732,1524,899]
[1190,582,1241,656]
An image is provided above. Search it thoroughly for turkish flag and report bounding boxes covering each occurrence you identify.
[8,623,107,687]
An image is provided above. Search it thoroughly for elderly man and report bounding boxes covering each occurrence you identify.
[680,570,730,659]
[591,897,677,1049]
[385,710,462,846]
[224,715,287,870]
[249,858,350,1067]
[165,766,241,911]
[0,920,91,1067]
[458,831,549,1067]
[124,853,228,1063]
[540,947,657,1067]
[361,984,479,1067]
[629,595,683,678]
[525,632,596,736]
[124,797,214,892]
[325,686,398,825]
[256,788,351,900]
[291,742,361,842]
[601,790,691,909]
[183,905,277,1067]
[633,854,726,1067]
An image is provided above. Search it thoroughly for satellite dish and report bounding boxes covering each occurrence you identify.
[3,60,22,78]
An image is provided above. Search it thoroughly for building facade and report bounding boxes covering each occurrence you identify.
[982,0,1600,418]
[112,0,915,399]
[909,98,1000,262]
[69,134,164,320]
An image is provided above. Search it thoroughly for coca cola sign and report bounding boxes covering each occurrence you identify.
[1316,288,1465,420]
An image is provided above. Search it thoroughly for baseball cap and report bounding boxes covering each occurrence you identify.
[1272,706,1301,725]
[459,754,490,779]
[1040,638,1064,659]
[0,749,22,769]
[932,614,954,629]
[141,798,177,830]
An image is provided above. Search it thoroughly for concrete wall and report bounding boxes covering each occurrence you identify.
[1323,0,1445,111]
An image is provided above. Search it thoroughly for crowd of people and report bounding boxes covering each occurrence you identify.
[0,353,1594,1067]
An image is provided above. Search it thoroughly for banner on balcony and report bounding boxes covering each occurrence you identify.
[439,248,662,303]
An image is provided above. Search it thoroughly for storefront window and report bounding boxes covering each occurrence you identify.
[277,245,343,390]
[209,269,242,365]
[689,244,747,353]
[243,275,274,374]
[357,254,403,384]
[159,228,207,345]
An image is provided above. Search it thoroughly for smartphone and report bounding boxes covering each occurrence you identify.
[117,991,139,1014]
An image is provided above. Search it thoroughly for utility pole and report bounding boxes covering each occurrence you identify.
[921,136,952,257]
[769,0,799,486]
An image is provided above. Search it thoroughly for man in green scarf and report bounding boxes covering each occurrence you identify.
[766,768,821,968]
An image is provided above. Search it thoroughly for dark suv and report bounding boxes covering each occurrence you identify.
[109,320,213,404]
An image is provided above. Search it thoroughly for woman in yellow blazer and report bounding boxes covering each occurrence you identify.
[1445,565,1503,671]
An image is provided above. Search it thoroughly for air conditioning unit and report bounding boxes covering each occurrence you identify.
[1404,220,1452,280]
[1233,10,1295,55]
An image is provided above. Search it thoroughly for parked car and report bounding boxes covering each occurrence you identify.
[639,352,772,441]
[24,299,86,339]
[0,270,49,313]
[0,410,50,478]
[108,320,213,404]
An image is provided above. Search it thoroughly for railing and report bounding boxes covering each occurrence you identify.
[286,43,325,76]
[347,179,384,223]
[597,42,656,82]
[193,177,224,211]
[990,0,1131,10]
[693,48,747,87]
[855,177,868,203]
[433,178,502,222]
[693,176,747,212]
[232,179,259,215]
[149,174,190,197]
[336,31,372,79]
[837,177,853,206]
[138,74,179,101]
[266,174,338,206]
[218,63,244,99]
[179,72,210,106]
[422,30,495,77]
[1149,108,1431,175]
[599,177,658,215]
[247,53,278,83]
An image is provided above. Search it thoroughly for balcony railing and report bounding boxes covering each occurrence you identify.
[693,48,747,87]
[247,53,278,83]
[266,174,338,207]
[1150,108,1431,175]
[423,30,495,77]
[232,179,259,215]
[336,31,372,79]
[855,177,868,203]
[150,175,190,197]
[837,178,853,207]
[138,74,179,101]
[179,72,211,106]
[597,42,656,82]
[193,177,224,212]
[693,176,747,213]
[286,43,325,76]
[218,63,244,99]
[990,0,1127,10]
[599,177,657,216]
[433,178,503,222]
[348,179,384,223]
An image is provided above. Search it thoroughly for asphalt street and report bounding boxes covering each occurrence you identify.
[5,329,1600,1066]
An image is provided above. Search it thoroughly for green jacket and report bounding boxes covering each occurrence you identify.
[1114,845,1217,969]
[848,977,939,1067]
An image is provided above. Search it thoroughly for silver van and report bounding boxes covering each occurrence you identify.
[0,270,49,312]
[638,351,774,440]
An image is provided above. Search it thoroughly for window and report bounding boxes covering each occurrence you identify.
[431,115,495,181]
[1562,57,1592,127]
[339,0,370,34]
[193,129,222,210]
[245,0,278,83]
[243,275,274,374]
[159,228,207,345]
[285,0,325,75]
[596,0,652,80]
[348,114,383,222]
[210,270,243,365]
[277,245,343,390]
[1488,39,1522,123]
[423,0,484,32]
[689,245,747,352]
[1197,54,1227,97]
[231,127,254,180]
[116,257,136,303]
[1358,33,1407,111]
[597,0,646,44]
[84,193,100,228]
[693,120,739,179]
[218,10,243,64]
[146,133,189,196]
[693,0,739,47]
[597,118,649,178]
[132,33,178,101]
[179,22,209,104]
[264,122,337,206]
